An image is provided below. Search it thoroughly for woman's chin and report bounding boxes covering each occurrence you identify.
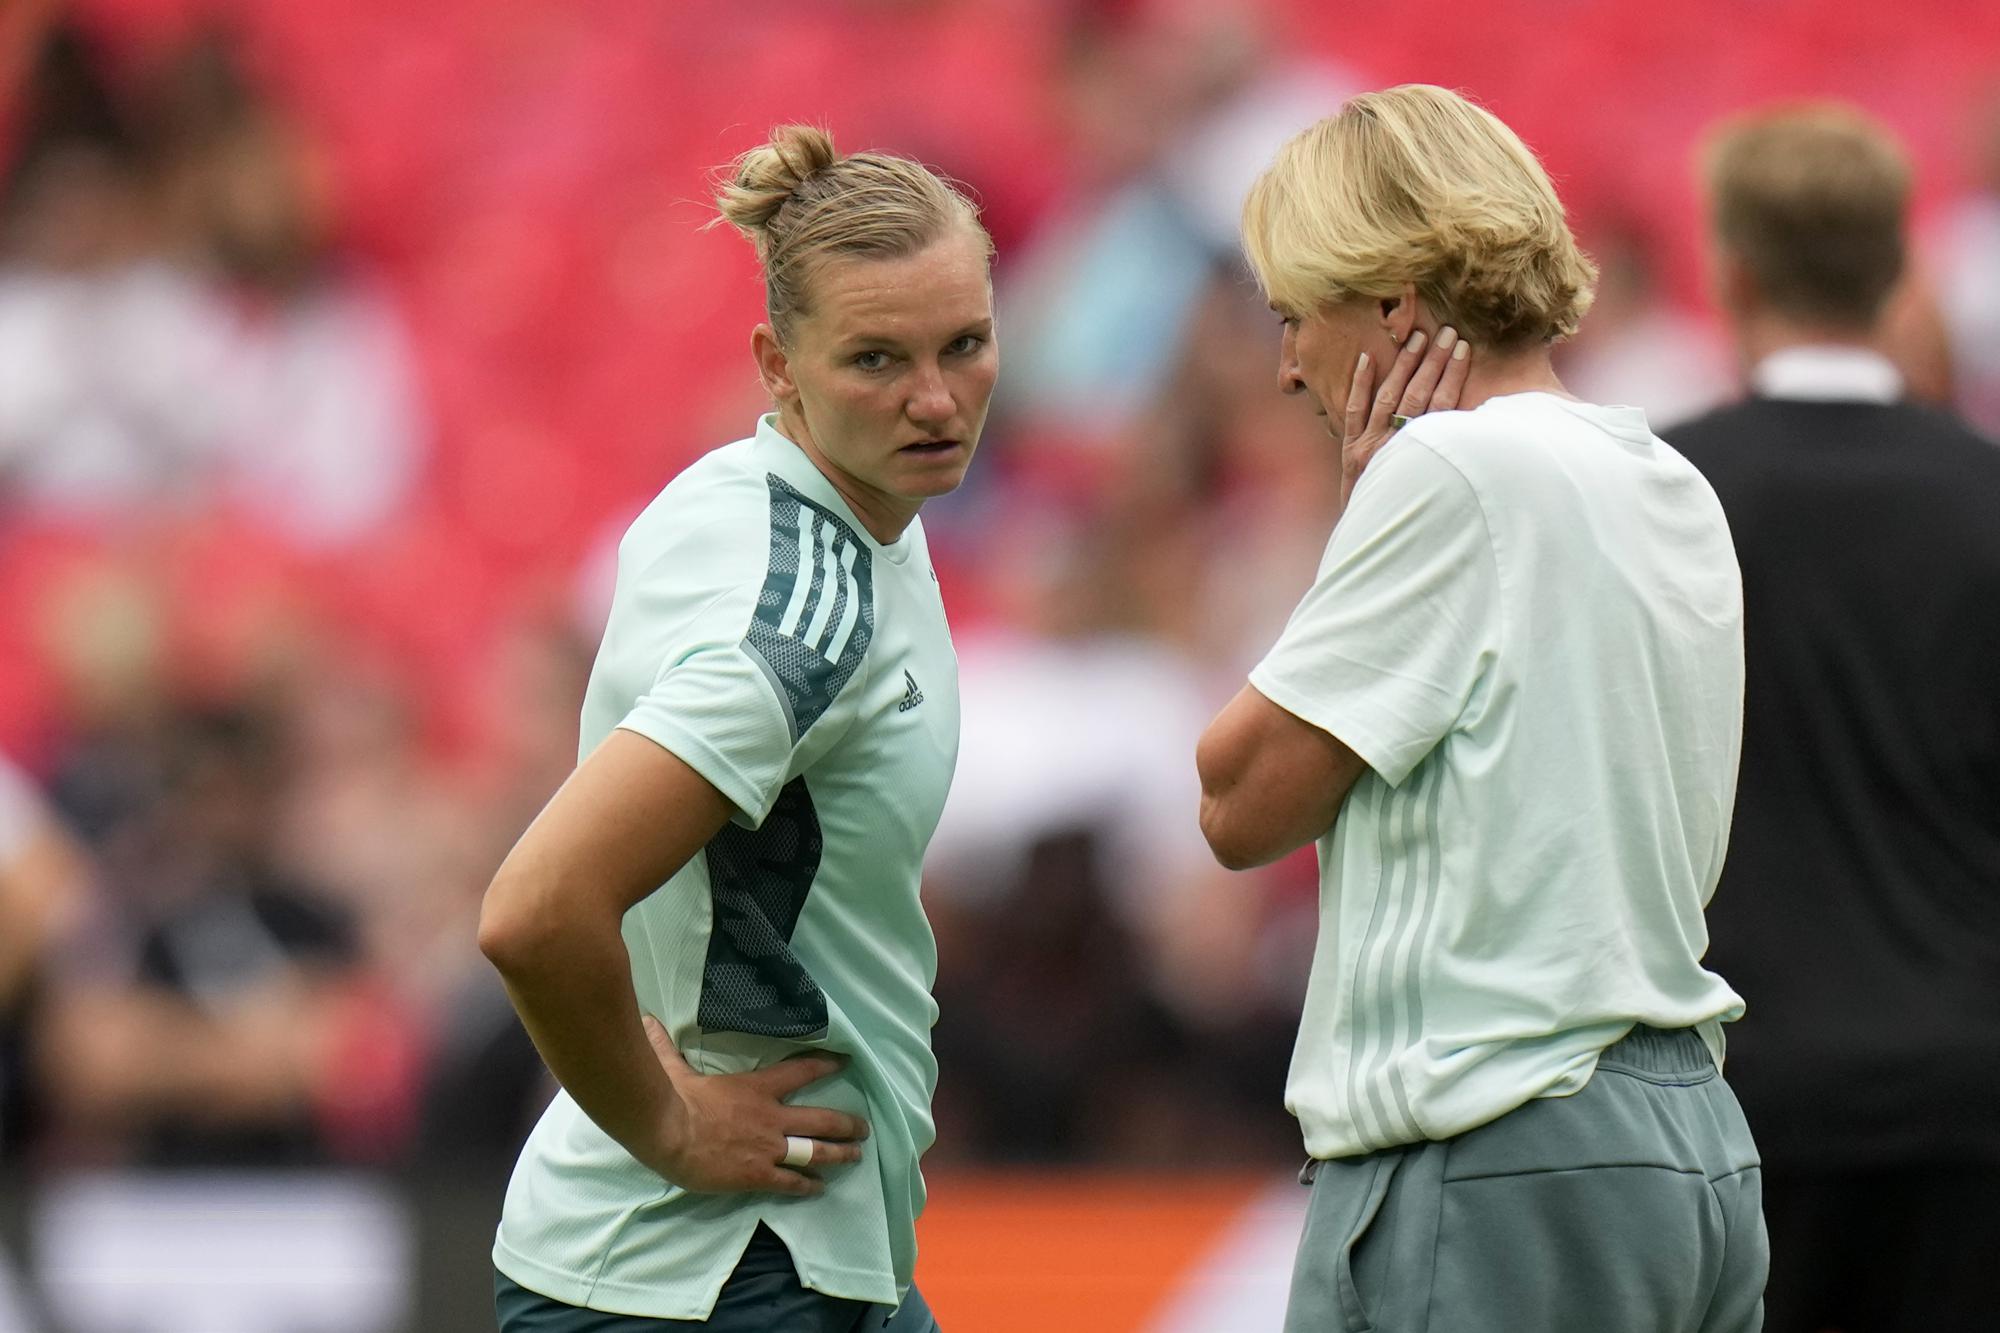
[892,452,975,498]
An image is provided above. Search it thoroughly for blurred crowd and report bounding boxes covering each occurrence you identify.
[2,0,1998,1192]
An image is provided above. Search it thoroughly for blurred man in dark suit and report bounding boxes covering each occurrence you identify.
[1668,103,2000,1333]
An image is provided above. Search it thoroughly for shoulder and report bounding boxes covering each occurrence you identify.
[1672,397,2000,479]
[1384,402,1556,507]
[631,438,762,526]
[1361,416,1485,491]
[619,442,802,581]
[1339,427,1494,550]
[1885,400,2000,462]
[760,472,873,558]
[595,444,784,646]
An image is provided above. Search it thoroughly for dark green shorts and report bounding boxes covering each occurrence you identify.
[494,1225,938,1332]
[1286,1024,1767,1333]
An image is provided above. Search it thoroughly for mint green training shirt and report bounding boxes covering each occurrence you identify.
[494,416,960,1317]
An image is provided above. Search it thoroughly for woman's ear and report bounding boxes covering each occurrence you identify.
[1377,282,1422,345]
[751,323,797,406]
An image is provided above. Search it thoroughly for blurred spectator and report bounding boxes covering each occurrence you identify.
[995,1,1354,439]
[929,825,1186,1164]
[926,79,1351,1155]
[929,820,1296,1168]
[37,554,174,858]
[1168,275,1348,681]
[146,29,426,549]
[270,660,474,998]
[0,22,423,548]
[926,491,1303,1166]
[0,21,230,520]
[0,753,88,1162]
[406,616,588,1174]
[36,703,417,1167]
[930,516,1251,1015]
[1558,220,1732,429]
[1877,269,1957,408]
[1927,86,2000,435]
[1668,102,2000,1333]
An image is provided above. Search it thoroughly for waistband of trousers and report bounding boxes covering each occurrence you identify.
[1595,1022,1716,1077]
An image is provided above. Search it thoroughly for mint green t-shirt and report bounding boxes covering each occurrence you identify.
[1250,393,1746,1162]
[494,416,960,1317]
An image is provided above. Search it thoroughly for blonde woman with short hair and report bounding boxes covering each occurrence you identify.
[481,125,992,1331]
[1198,85,1767,1331]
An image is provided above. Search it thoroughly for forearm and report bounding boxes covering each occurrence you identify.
[477,729,745,1175]
[1197,685,1365,869]
[1198,765,1324,870]
[41,987,307,1122]
[487,914,679,1166]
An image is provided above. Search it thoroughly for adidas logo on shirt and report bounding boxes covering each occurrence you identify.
[898,670,925,712]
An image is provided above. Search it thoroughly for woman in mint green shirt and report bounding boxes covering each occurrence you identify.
[480,124,997,1331]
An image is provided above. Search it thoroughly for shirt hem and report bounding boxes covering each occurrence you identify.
[1247,668,1413,786]
[493,1236,901,1319]
[614,718,774,826]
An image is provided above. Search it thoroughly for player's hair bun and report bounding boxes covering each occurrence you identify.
[707,124,991,338]
[714,124,840,240]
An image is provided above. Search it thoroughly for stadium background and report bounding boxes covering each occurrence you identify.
[0,0,1995,1329]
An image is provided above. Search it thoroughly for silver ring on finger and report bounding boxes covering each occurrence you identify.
[781,1135,815,1169]
[1389,413,1414,430]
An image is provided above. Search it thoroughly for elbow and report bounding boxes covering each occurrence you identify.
[475,895,522,973]
[1208,842,1266,874]
[478,869,554,975]
[1199,794,1266,872]
[1197,724,1281,869]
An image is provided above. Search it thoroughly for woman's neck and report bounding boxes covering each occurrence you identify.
[772,407,917,545]
[1450,342,1572,412]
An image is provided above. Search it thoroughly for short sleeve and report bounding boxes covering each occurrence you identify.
[620,643,799,825]
[613,475,876,826]
[1248,437,1499,787]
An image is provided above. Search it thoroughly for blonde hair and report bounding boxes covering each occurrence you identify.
[712,124,991,341]
[1242,84,1596,348]
[1702,102,1910,329]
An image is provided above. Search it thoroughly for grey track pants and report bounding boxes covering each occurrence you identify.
[1285,1024,1767,1333]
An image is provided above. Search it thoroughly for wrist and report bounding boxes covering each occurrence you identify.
[627,1082,692,1182]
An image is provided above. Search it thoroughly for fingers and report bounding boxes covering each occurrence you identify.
[1342,350,1376,444]
[785,1137,865,1169]
[762,1132,866,1196]
[752,1052,846,1097]
[765,1167,825,1197]
[1368,329,1429,438]
[786,1106,870,1143]
[1433,329,1472,409]
[1396,326,1459,418]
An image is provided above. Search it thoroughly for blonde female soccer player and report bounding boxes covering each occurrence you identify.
[480,126,995,1331]
[1197,85,1768,1331]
